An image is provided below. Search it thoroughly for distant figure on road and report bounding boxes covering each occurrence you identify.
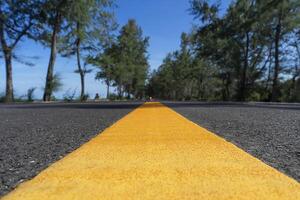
[94,93,100,101]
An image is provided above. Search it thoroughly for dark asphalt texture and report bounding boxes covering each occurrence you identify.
[0,102,141,196]
[1,101,299,197]
[165,102,300,182]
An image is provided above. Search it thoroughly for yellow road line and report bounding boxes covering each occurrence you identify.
[2,102,300,200]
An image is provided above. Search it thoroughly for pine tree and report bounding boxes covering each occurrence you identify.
[0,0,41,102]
[60,0,116,101]
[114,19,149,99]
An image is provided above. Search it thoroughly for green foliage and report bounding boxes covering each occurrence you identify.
[59,0,117,56]
[49,73,63,93]
[58,0,116,101]
[108,93,125,101]
[92,44,117,84]
[0,0,41,44]
[113,19,149,99]
[1,0,299,103]
[148,33,218,100]
[81,94,89,101]
[91,19,149,99]
[39,0,116,101]
[0,92,4,102]
[0,0,42,102]
[149,0,300,102]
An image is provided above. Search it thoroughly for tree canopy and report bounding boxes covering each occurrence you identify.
[92,19,149,99]
[148,0,300,102]
[0,0,299,102]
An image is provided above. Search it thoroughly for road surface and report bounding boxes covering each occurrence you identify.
[0,101,299,199]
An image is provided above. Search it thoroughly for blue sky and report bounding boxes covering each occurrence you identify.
[0,0,230,99]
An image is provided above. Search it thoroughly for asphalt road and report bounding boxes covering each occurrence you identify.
[3,102,299,200]
[0,101,299,196]
[0,102,141,196]
[165,101,300,182]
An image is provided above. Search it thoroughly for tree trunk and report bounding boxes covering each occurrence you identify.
[43,14,60,101]
[127,92,130,99]
[221,78,226,101]
[0,22,13,102]
[222,74,230,101]
[271,17,281,102]
[288,75,296,101]
[239,32,249,101]
[106,80,110,99]
[197,77,203,100]
[4,49,13,102]
[76,36,85,101]
[117,85,122,98]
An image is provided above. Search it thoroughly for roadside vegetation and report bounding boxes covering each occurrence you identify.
[149,0,300,102]
[0,0,300,103]
[90,19,149,100]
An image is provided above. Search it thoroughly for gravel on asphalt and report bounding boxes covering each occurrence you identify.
[166,102,300,182]
[0,102,141,196]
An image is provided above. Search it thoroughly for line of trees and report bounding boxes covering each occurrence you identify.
[148,0,300,102]
[90,19,149,100]
[1,0,300,103]
[0,0,149,102]
[0,0,116,102]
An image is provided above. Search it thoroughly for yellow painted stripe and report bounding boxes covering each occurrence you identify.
[2,102,300,200]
